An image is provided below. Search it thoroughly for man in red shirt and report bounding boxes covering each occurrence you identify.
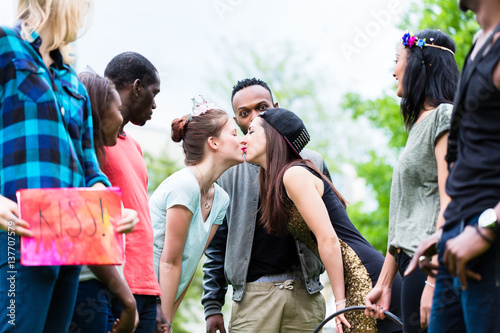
[104,52,162,332]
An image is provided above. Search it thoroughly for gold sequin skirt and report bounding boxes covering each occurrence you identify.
[340,239,378,333]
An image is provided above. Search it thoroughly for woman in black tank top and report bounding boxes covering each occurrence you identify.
[242,108,402,333]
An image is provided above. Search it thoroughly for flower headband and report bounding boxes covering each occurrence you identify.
[187,95,218,121]
[401,31,455,55]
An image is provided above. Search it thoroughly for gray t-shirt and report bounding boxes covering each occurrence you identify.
[388,103,452,257]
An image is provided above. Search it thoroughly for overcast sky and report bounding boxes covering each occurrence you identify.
[0,0,432,189]
[0,0,412,130]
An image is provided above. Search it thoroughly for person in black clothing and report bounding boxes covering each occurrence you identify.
[406,0,500,332]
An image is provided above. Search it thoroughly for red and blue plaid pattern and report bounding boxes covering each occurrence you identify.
[0,24,110,202]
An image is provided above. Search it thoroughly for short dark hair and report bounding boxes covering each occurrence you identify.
[401,29,459,129]
[231,78,274,103]
[104,52,158,90]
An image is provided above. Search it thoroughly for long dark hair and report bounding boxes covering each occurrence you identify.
[171,109,229,166]
[401,29,459,129]
[78,70,117,165]
[258,120,346,236]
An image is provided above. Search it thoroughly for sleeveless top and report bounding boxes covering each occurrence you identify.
[286,164,402,333]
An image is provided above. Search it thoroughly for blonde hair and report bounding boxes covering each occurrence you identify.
[16,0,92,63]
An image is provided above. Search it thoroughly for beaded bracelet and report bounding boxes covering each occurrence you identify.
[425,280,435,288]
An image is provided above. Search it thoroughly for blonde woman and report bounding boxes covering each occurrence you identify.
[0,1,134,332]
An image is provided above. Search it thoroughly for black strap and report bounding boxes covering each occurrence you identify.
[292,162,321,178]
[446,22,500,165]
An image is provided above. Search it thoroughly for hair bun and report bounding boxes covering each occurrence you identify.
[171,115,189,142]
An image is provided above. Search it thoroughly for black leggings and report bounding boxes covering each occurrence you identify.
[396,251,428,333]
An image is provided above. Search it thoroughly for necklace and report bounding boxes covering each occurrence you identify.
[194,165,211,209]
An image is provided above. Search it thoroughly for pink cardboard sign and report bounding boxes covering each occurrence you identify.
[17,187,124,266]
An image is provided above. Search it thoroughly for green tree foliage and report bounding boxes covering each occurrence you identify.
[342,93,406,252]
[403,0,479,70]
[345,0,478,253]
[143,151,182,194]
[169,262,206,333]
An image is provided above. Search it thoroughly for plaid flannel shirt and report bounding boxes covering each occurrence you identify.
[0,24,110,202]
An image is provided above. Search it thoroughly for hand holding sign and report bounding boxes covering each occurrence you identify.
[0,195,33,237]
[17,187,124,266]
[117,207,139,234]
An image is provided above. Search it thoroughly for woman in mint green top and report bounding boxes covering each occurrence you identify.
[150,104,244,331]
[364,30,459,332]
[151,167,228,301]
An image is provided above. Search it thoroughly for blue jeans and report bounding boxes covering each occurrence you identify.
[429,215,500,333]
[0,233,81,333]
[70,278,115,333]
[113,294,157,333]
